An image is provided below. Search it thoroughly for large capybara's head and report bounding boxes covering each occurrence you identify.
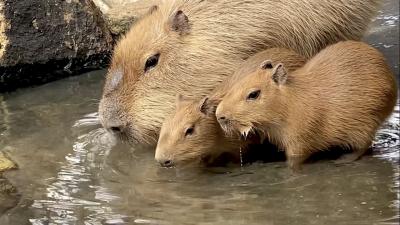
[155,95,240,167]
[216,61,290,138]
[98,3,207,144]
[99,1,230,145]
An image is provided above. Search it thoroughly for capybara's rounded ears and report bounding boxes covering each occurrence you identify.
[199,97,217,116]
[148,5,158,14]
[170,10,190,35]
[271,63,288,85]
[175,93,186,108]
[260,60,273,70]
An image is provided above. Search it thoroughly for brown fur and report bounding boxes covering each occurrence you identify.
[207,48,307,110]
[216,41,398,170]
[155,96,241,167]
[155,48,306,166]
[99,0,381,145]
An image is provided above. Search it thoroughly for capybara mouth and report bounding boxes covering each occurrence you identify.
[220,120,254,139]
[107,124,145,146]
[121,123,158,146]
[240,128,263,143]
[219,120,240,137]
[109,129,131,143]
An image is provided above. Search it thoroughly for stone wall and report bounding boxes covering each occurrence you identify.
[0,0,156,92]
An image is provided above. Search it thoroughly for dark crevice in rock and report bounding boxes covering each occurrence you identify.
[0,54,110,92]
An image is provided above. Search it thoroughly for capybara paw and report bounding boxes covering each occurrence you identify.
[287,158,303,173]
[334,152,361,165]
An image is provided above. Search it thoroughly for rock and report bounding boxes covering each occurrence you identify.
[93,0,160,36]
[0,0,113,92]
[0,151,19,217]
[0,151,16,172]
[0,176,19,217]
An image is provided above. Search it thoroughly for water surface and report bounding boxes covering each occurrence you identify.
[0,1,399,224]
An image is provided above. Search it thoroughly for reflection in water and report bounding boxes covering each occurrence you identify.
[376,15,399,27]
[0,96,11,144]
[374,100,400,224]
[25,102,400,225]
[29,113,127,225]
[374,101,400,163]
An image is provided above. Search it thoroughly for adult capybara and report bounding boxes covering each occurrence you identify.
[216,41,398,171]
[99,0,381,145]
[155,48,306,167]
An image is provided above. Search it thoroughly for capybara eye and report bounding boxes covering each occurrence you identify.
[247,90,261,100]
[144,53,160,72]
[184,126,194,137]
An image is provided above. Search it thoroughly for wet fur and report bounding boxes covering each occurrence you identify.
[99,0,381,145]
[155,48,306,166]
[155,98,241,166]
[217,41,398,170]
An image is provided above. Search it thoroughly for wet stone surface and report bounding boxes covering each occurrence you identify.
[0,1,399,225]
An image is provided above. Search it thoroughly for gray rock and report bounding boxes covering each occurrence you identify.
[0,0,113,92]
[93,0,159,36]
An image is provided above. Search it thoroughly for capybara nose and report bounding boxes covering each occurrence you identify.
[159,159,174,168]
[103,121,125,134]
[217,116,228,124]
[110,126,122,133]
[99,97,126,134]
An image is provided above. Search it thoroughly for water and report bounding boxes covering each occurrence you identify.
[0,1,399,224]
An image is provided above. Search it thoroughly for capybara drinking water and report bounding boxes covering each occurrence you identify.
[99,0,381,145]
[155,48,306,167]
[216,41,397,170]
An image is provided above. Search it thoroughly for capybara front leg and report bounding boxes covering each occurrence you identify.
[286,146,310,172]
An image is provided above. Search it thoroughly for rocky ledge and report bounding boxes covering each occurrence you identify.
[0,0,157,92]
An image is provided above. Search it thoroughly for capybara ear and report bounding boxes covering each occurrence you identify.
[271,63,287,85]
[259,60,273,70]
[142,5,158,18]
[199,97,217,116]
[175,94,186,108]
[170,10,190,35]
[148,5,159,15]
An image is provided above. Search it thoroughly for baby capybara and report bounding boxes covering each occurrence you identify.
[216,41,397,170]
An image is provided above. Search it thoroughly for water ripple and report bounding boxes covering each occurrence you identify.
[30,113,126,225]
[373,100,400,163]
[373,100,400,224]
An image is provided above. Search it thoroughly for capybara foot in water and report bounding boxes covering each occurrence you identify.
[216,41,397,171]
[334,140,373,164]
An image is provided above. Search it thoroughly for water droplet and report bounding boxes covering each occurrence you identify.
[239,147,243,168]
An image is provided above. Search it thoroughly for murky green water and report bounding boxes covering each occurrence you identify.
[0,1,399,224]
